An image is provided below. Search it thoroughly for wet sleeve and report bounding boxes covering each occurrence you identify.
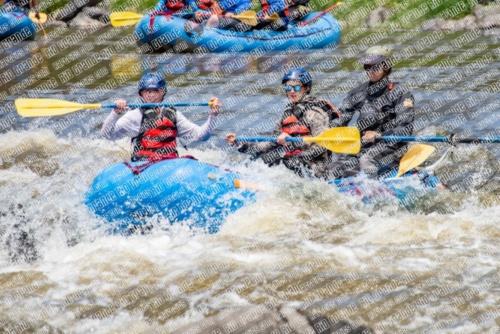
[101,108,142,140]
[176,111,217,142]
[237,119,282,154]
[295,108,329,157]
[382,91,415,136]
[338,91,361,127]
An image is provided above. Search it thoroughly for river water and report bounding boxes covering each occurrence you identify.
[0,22,499,333]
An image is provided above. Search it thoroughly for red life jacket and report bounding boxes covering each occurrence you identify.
[197,0,221,14]
[260,0,289,16]
[133,107,178,161]
[165,0,185,12]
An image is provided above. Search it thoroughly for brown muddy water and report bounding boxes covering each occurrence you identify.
[0,20,499,333]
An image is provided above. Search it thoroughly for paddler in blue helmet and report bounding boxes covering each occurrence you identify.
[101,73,222,162]
[330,45,415,179]
[226,67,340,179]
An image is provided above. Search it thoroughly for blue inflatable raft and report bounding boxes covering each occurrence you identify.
[85,158,254,234]
[0,10,36,41]
[134,12,341,53]
[86,158,440,235]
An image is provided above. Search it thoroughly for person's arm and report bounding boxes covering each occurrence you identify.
[101,108,142,140]
[31,0,40,18]
[382,91,415,136]
[176,97,221,141]
[337,92,358,127]
[294,108,330,156]
[176,111,217,142]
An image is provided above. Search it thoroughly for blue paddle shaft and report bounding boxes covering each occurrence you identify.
[379,136,500,144]
[234,136,500,144]
[102,102,211,108]
[234,137,303,143]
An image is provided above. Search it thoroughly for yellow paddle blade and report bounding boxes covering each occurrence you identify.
[396,144,436,177]
[267,13,281,21]
[15,99,101,117]
[29,12,48,24]
[304,127,361,154]
[233,10,258,26]
[110,12,143,27]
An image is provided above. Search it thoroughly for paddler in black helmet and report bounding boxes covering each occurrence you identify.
[226,67,340,179]
[328,45,415,179]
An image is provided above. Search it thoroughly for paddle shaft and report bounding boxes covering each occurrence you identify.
[376,136,500,144]
[102,102,211,108]
[298,2,341,26]
[234,137,304,143]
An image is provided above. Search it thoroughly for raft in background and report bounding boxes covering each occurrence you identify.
[0,11,36,41]
[85,158,254,234]
[134,12,341,53]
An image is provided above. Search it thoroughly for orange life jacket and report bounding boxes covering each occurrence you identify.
[282,114,311,137]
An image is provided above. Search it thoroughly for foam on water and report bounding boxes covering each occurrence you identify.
[0,129,499,333]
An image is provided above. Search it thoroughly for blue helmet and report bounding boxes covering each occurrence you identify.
[138,73,167,94]
[282,68,312,89]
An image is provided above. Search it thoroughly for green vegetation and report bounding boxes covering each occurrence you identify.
[17,0,494,27]
[312,0,477,26]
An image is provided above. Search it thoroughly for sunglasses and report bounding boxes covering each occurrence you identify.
[364,64,381,71]
[284,85,303,92]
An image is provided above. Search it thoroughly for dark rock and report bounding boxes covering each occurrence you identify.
[421,18,446,31]
[81,6,110,20]
[71,0,104,10]
[171,305,373,334]
[45,20,68,27]
[52,2,79,22]
[364,6,389,28]
[67,12,106,28]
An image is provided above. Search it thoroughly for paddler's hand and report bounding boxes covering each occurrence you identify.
[226,133,239,146]
[113,99,129,115]
[195,11,204,20]
[362,131,381,143]
[209,97,221,116]
[277,132,290,145]
[225,12,235,18]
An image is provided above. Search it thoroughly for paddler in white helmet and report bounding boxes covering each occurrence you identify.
[328,45,415,179]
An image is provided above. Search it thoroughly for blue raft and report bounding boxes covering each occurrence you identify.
[86,158,440,235]
[85,158,254,234]
[331,170,440,206]
[0,10,36,41]
[134,12,341,53]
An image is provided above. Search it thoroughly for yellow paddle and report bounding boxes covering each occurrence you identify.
[396,144,435,177]
[110,10,258,27]
[233,127,361,154]
[29,12,47,38]
[29,12,47,23]
[15,98,213,117]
